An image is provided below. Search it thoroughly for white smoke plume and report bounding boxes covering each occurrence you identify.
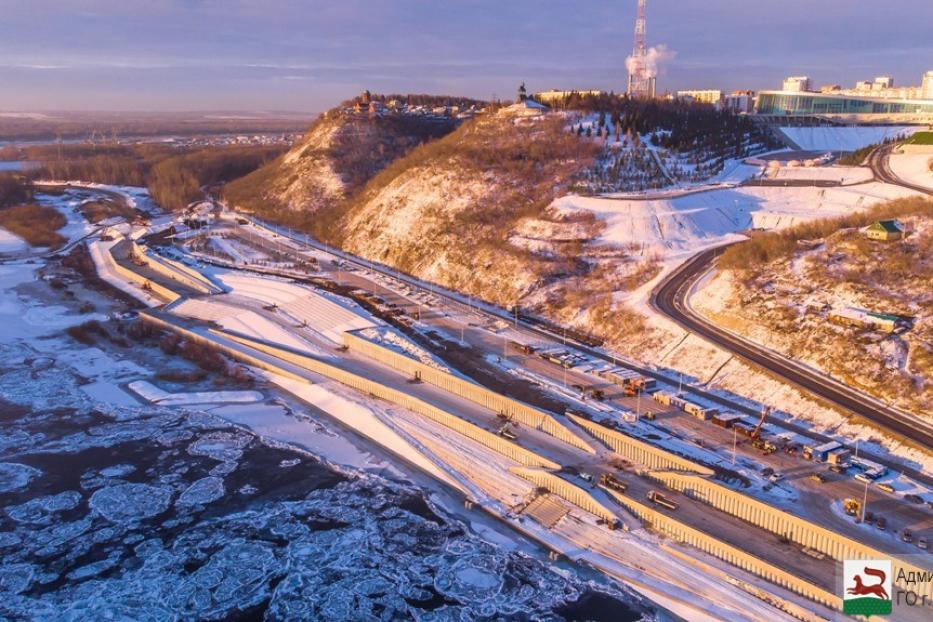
[626,44,676,78]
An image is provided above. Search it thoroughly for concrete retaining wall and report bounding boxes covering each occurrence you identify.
[207,327,561,470]
[510,467,620,524]
[606,489,841,611]
[343,331,595,454]
[649,471,932,602]
[130,241,218,295]
[100,242,180,304]
[568,414,714,476]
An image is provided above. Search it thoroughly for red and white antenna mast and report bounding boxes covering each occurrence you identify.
[627,0,654,98]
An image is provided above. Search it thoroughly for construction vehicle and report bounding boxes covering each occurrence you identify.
[843,497,861,517]
[749,406,771,441]
[752,438,776,454]
[647,490,678,511]
[497,424,517,441]
[509,340,535,355]
[599,473,627,493]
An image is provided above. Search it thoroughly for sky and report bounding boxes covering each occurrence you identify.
[1,0,932,112]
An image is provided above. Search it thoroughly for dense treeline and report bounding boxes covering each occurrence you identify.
[33,143,285,211]
[0,113,309,142]
[0,173,32,208]
[719,196,933,272]
[340,91,487,110]
[543,92,778,156]
[0,203,67,248]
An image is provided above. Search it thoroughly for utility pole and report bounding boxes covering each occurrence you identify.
[860,479,869,523]
[732,426,738,465]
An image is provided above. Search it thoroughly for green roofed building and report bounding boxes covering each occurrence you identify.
[865,220,904,241]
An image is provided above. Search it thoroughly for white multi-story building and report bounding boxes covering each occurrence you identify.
[872,76,894,90]
[724,90,755,113]
[676,89,723,106]
[922,71,933,100]
[782,76,811,92]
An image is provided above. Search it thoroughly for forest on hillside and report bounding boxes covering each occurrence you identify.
[16,143,285,211]
[544,91,778,157]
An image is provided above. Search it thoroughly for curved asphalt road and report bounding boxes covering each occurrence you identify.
[651,146,933,452]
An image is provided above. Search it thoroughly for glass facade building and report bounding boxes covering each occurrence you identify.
[757,91,933,116]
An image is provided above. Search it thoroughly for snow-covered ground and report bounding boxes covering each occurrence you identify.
[214,271,374,344]
[765,164,873,184]
[889,151,933,190]
[778,126,918,151]
[127,380,263,405]
[554,180,917,262]
[0,228,27,254]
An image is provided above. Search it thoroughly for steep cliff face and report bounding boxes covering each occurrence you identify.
[226,105,662,343]
[331,112,601,306]
[224,112,456,218]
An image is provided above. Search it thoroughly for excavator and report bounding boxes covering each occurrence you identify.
[750,407,776,454]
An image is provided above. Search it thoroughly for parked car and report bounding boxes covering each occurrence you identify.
[904,494,924,505]
[901,530,913,543]
[829,465,848,474]
[769,473,784,483]
[808,473,827,484]
[579,472,594,484]
[918,537,928,550]
[761,467,774,477]
[875,517,887,531]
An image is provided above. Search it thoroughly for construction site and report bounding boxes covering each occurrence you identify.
[80,196,933,622]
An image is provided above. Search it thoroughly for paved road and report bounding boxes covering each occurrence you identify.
[869,144,933,195]
[650,147,933,453]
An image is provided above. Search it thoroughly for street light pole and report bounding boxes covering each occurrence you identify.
[732,427,738,465]
[861,479,869,523]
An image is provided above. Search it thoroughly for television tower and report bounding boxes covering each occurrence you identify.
[627,0,655,98]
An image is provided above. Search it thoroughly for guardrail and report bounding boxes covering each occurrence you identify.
[567,413,715,476]
[648,471,932,603]
[343,330,596,454]
[605,488,841,612]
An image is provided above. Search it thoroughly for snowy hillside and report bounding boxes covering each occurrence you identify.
[692,200,933,416]
[553,181,917,260]
[224,110,457,218]
[778,126,917,151]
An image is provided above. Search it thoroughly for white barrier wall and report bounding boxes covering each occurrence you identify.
[130,241,218,295]
[343,331,595,454]
[99,242,180,304]
[568,414,715,476]
[605,489,841,612]
[209,327,562,469]
[510,467,620,525]
[649,471,933,603]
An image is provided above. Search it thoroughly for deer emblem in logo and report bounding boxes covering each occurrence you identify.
[847,567,889,600]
